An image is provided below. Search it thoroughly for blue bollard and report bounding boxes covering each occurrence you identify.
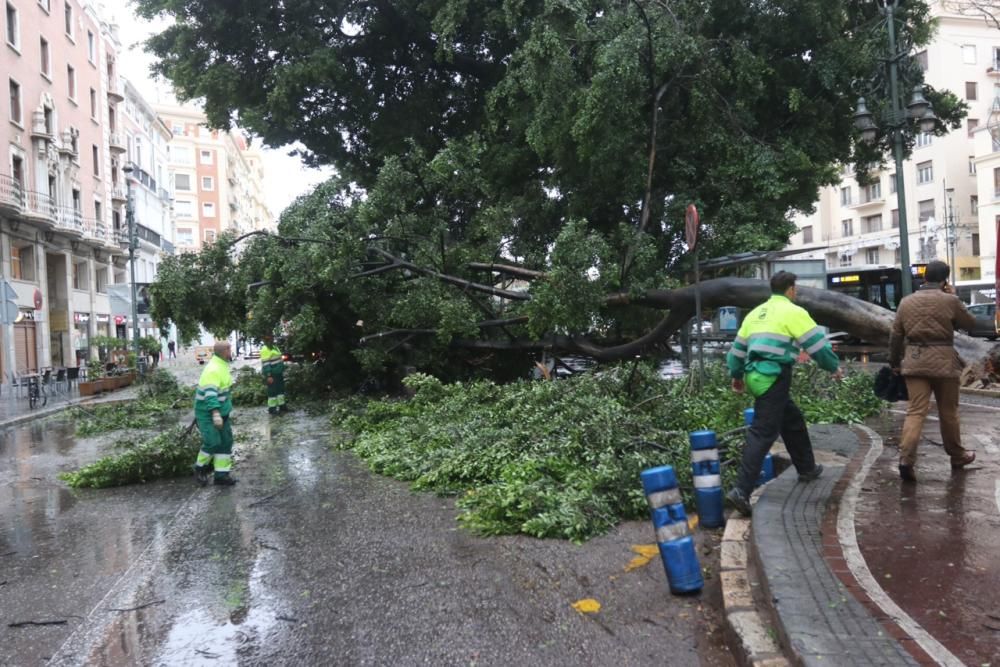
[689,430,724,528]
[744,408,775,487]
[640,465,704,594]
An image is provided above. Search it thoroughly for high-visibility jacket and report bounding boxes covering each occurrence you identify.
[260,344,285,378]
[195,354,233,417]
[726,295,839,387]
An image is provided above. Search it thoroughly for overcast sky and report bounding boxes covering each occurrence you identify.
[103,0,335,220]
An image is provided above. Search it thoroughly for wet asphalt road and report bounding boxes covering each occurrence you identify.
[857,399,1000,665]
[1,404,734,666]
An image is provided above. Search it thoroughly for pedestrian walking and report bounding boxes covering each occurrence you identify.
[260,335,288,416]
[889,260,977,482]
[193,341,237,486]
[724,271,842,516]
[168,340,176,359]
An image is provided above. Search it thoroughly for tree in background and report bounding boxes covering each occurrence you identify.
[139,0,966,384]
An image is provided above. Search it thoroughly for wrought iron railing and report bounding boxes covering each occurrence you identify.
[0,174,24,210]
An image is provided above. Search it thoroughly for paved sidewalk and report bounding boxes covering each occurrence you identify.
[752,425,919,666]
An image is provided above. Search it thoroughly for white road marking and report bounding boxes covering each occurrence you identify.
[958,401,1000,412]
[995,479,1000,517]
[889,409,938,421]
[839,425,965,667]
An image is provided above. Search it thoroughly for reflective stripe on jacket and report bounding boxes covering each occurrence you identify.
[195,354,233,417]
[726,294,839,379]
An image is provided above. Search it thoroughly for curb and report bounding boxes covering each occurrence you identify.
[959,386,1000,398]
[0,392,136,431]
[719,512,790,667]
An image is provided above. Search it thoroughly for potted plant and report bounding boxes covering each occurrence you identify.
[79,358,106,396]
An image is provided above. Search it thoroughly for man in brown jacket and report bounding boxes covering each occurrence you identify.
[889,260,977,481]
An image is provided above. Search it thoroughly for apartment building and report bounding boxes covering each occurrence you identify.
[155,104,272,252]
[1,0,126,372]
[786,5,997,303]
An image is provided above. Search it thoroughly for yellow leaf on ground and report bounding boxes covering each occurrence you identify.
[571,598,601,614]
[624,544,660,572]
[688,515,699,531]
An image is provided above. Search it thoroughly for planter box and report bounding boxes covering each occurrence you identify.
[78,381,99,397]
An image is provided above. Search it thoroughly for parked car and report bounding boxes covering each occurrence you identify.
[962,303,998,340]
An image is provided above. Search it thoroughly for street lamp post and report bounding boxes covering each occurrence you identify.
[122,164,140,364]
[852,0,938,298]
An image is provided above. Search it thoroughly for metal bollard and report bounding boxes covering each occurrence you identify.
[689,430,724,528]
[640,465,704,594]
[744,408,774,486]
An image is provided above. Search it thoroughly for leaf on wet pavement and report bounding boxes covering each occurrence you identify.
[571,598,601,614]
[623,545,659,572]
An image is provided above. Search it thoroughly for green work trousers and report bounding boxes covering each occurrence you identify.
[195,413,234,478]
[266,373,286,414]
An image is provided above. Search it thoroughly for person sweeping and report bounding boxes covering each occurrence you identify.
[193,341,237,486]
[260,334,288,416]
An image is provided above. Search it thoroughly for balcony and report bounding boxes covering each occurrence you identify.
[21,190,57,227]
[111,185,127,204]
[107,80,125,103]
[0,174,23,215]
[158,187,171,202]
[54,205,84,235]
[109,133,126,155]
[850,195,884,211]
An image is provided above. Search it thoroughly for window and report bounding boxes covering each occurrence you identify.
[802,226,813,244]
[63,1,72,38]
[40,36,50,77]
[994,47,1000,70]
[994,167,1000,197]
[176,227,194,245]
[205,229,216,242]
[173,199,194,218]
[8,78,21,125]
[11,244,34,281]
[89,87,96,118]
[894,248,901,265]
[970,156,977,175]
[971,195,978,215]
[966,82,978,100]
[918,199,935,222]
[199,149,213,164]
[889,173,896,194]
[841,219,853,237]
[973,233,981,256]
[915,50,928,71]
[67,64,76,100]
[171,145,192,165]
[38,0,48,11]
[889,209,899,229]
[96,266,107,293]
[44,106,52,133]
[963,45,977,64]
[866,247,880,265]
[916,161,933,184]
[72,261,89,290]
[862,181,881,203]
[862,214,882,234]
[968,118,979,137]
[173,173,191,191]
[5,2,19,50]
[840,187,852,206]
[839,254,853,268]
[11,153,23,187]
[86,30,94,63]
[202,202,216,217]
[201,176,214,191]
[71,188,80,212]
[92,144,99,176]
[916,131,932,147]
[94,200,101,221]
[171,122,183,135]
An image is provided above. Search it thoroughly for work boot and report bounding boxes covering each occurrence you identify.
[193,465,211,487]
[725,488,752,517]
[213,475,237,486]
[798,463,824,483]
[950,451,976,470]
[898,464,917,482]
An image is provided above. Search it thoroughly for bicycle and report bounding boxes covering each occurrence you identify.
[27,376,47,410]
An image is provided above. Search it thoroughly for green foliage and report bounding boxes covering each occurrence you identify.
[75,370,189,437]
[138,336,163,354]
[335,363,883,542]
[231,367,267,407]
[60,426,199,488]
[138,368,185,401]
[86,358,104,379]
[139,0,962,382]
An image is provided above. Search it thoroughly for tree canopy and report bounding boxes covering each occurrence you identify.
[141,0,966,384]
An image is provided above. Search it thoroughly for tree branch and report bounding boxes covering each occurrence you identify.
[369,248,530,301]
[466,262,546,280]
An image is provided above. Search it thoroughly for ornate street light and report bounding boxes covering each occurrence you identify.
[851,2,939,298]
[122,163,141,364]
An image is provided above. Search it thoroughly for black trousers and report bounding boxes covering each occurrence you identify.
[737,365,816,496]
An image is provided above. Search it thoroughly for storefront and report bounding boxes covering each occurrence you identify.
[73,312,91,364]
[95,313,111,339]
[114,315,127,340]
[14,309,38,373]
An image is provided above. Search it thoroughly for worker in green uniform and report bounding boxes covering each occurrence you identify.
[259,335,287,416]
[724,271,842,516]
[193,341,237,486]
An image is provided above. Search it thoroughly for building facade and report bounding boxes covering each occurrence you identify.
[786,4,997,304]
[1,0,126,372]
[155,104,272,253]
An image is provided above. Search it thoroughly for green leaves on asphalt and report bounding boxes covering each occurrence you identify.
[335,363,883,542]
[59,426,199,489]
